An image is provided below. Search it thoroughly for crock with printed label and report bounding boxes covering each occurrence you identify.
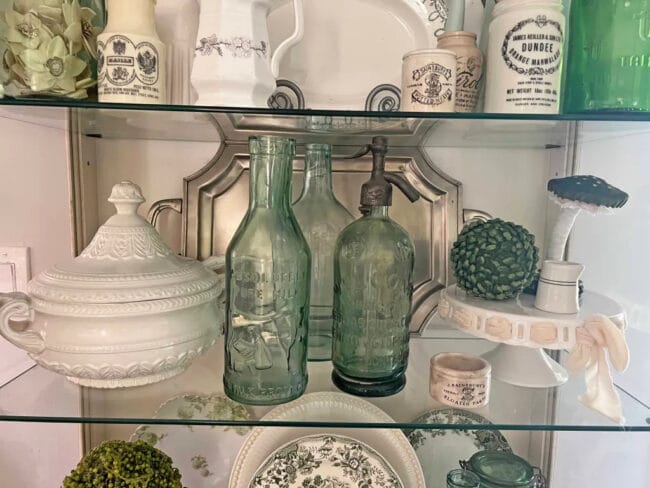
[402,48,457,112]
[437,31,484,113]
[484,0,565,114]
[98,0,167,104]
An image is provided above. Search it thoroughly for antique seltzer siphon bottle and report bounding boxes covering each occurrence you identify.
[224,136,310,405]
[332,137,419,397]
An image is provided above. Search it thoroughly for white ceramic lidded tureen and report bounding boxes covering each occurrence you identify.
[0,181,224,388]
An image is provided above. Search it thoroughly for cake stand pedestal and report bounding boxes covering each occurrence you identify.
[438,285,626,389]
[483,344,568,388]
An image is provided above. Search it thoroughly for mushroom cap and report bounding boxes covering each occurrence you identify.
[547,175,628,209]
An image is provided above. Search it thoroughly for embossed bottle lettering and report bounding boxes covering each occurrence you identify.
[334,257,412,377]
[618,10,650,67]
[231,258,304,318]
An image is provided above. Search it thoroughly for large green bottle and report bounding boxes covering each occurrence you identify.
[293,144,354,361]
[565,0,650,112]
[224,136,310,406]
[332,137,419,397]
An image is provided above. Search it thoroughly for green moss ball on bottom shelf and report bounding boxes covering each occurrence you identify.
[451,218,539,301]
[62,440,183,488]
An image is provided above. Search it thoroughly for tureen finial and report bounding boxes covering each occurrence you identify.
[108,181,146,215]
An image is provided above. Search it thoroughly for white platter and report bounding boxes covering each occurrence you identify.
[405,408,511,488]
[268,0,434,109]
[131,393,252,488]
[251,434,403,488]
[229,391,426,487]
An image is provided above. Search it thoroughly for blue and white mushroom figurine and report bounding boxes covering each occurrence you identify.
[546,175,629,260]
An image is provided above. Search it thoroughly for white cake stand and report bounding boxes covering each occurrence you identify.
[438,285,626,388]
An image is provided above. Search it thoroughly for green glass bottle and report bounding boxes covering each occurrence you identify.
[565,0,650,112]
[224,136,310,406]
[332,137,419,397]
[293,144,354,361]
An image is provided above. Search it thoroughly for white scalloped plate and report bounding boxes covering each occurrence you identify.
[228,391,426,487]
[268,0,434,109]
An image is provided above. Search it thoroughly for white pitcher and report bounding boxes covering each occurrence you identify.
[192,0,304,107]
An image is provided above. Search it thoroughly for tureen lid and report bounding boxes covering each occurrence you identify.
[28,181,219,306]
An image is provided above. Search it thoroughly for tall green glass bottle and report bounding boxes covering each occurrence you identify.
[565,0,650,112]
[224,136,310,406]
[293,144,354,361]
[332,137,419,397]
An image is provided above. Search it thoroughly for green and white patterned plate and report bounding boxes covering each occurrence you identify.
[250,434,403,488]
[404,408,511,488]
[131,393,252,488]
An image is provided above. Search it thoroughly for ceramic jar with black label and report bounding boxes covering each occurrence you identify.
[98,0,167,104]
[437,32,484,112]
[484,0,565,114]
[402,49,457,112]
[430,353,492,409]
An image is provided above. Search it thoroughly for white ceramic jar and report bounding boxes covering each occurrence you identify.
[535,260,584,314]
[430,353,491,409]
[437,32,484,112]
[98,0,167,104]
[0,182,223,388]
[484,0,565,114]
[401,49,457,112]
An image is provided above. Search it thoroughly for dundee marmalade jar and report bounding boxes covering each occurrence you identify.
[484,0,565,114]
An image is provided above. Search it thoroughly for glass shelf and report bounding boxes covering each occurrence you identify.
[1,337,648,432]
[4,98,650,148]
[7,96,650,122]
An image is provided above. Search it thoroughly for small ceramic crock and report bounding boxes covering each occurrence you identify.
[430,353,491,408]
[0,181,224,389]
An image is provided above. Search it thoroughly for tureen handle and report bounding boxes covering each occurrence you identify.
[0,293,45,355]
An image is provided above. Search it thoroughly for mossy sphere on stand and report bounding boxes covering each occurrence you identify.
[62,440,183,488]
[451,219,539,301]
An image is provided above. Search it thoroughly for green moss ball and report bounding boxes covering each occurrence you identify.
[451,218,538,300]
[62,440,183,488]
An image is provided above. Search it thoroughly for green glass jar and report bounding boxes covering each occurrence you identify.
[461,451,546,488]
[447,469,481,488]
[293,144,354,362]
[224,136,311,406]
[332,137,419,397]
[564,0,650,112]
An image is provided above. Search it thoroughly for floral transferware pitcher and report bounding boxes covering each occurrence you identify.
[191,0,304,107]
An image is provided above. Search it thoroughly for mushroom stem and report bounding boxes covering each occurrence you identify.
[547,206,582,260]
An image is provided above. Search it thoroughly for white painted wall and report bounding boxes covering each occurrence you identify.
[0,109,82,488]
[551,123,650,487]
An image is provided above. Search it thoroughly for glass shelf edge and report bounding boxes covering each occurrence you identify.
[5,97,650,122]
[0,416,648,432]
